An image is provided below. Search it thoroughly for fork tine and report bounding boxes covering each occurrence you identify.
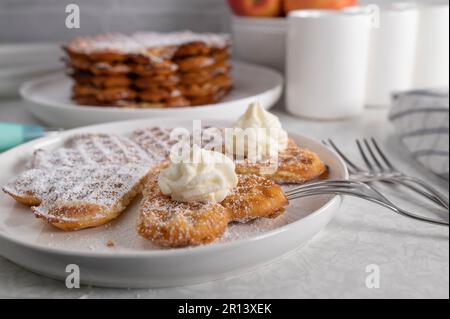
[356,139,374,170]
[370,138,395,170]
[326,139,362,172]
[363,138,385,171]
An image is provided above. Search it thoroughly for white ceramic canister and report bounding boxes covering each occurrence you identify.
[413,1,450,89]
[366,3,419,107]
[286,9,371,119]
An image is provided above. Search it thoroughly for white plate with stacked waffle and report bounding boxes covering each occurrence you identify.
[21,61,282,128]
[19,32,283,128]
[0,119,347,288]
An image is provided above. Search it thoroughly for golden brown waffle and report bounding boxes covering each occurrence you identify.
[129,127,326,184]
[179,61,231,84]
[72,72,133,88]
[179,74,233,98]
[64,31,233,108]
[3,164,152,231]
[130,127,177,160]
[71,71,232,107]
[137,172,288,247]
[235,142,327,184]
[68,57,134,75]
[187,88,232,106]
[137,188,230,247]
[73,84,137,102]
[64,32,230,62]
[175,51,230,73]
[73,96,191,108]
[130,126,223,158]
[134,74,180,90]
[221,174,288,222]
[3,134,160,231]
[27,133,155,169]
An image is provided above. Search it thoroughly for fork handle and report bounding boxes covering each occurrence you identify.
[382,178,448,210]
[290,190,449,226]
[399,176,449,210]
[355,175,449,210]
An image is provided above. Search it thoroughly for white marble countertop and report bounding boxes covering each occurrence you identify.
[0,98,448,298]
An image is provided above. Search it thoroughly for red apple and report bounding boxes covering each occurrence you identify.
[283,0,358,13]
[227,0,283,17]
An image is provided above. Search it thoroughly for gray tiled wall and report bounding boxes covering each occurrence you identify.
[0,0,229,42]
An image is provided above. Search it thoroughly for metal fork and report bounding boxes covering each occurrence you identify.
[324,138,449,210]
[285,180,449,226]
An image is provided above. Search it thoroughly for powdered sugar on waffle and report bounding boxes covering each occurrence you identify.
[223,174,277,222]
[28,134,152,169]
[4,165,149,221]
[67,31,230,55]
[4,132,166,225]
[130,127,176,161]
[5,127,220,226]
[131,126,223,161]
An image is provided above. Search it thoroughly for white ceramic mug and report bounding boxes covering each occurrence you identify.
[366,3,419,107]
[286,9,371,120]
[413,1,450,89]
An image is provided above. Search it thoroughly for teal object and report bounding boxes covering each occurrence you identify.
[0,123,45,152]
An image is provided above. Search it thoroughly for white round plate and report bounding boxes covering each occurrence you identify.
[20,61,283,128]
[0,119,347,288]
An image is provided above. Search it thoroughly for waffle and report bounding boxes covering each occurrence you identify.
[73,84,137,103]
[221,174,288,222]
[3,133,160,230]
[27,133,153,169]
[64,32,230,62]
[130,126,224,158]
[179,74,233,98]
[134,74,180,90]
[3,165,150,231]
[235,141,327,184]
[187,88,232,106]
[130,127,176,160]
[130,127,326,184]
[137,172,288,247]
[175,50,230,73]
[72,72,133,89]
[137,185,230,247]
[68,58,134,76]
[73,96,191,108]
[65,31,233,108]
[179,61,231,84]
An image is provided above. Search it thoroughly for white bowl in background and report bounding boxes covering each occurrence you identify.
[231,16,287,73]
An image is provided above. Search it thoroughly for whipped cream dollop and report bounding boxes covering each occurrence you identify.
[226,101,288,160]
[158,146,238,203]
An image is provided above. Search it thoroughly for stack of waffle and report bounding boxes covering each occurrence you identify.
[64,31,233,108]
